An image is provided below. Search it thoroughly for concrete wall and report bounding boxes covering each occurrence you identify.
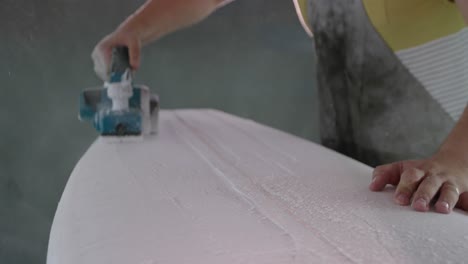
[0,0,317,262]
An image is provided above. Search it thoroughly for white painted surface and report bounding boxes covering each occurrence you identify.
[48,109,468,264]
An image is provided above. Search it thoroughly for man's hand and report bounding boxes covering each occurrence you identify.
[91,26,142,81]
[369,149,468,214]
[90,0,228,81]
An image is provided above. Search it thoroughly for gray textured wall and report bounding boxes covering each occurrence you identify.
[0,0,317,263]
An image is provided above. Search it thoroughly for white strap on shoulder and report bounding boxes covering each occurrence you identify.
[216,0,236,8]
[292,0,313,37]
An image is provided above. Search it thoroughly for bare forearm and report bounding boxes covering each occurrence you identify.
[117,0,227,45]
[438,106,468,161]
[440,1,468,158]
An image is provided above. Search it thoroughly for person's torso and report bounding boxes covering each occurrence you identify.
[300,0,465,165]
[363,0,468,120]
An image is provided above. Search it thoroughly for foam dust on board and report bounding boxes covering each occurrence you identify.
[48,109,468,264]
[99,135,144,144]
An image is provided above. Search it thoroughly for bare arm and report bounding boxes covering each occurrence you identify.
[438,0,468,159]
[92,0,231,80]
[369,0,468,214]
[122,0,229,45]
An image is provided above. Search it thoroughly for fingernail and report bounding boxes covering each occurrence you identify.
[413,198,427,211]
[396,194,409,205]
[441,201,449,209]
[437,201,450,214]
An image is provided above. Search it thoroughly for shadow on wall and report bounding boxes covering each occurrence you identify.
[0,0,317,263]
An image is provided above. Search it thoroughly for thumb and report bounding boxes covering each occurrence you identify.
[92,44,113,81]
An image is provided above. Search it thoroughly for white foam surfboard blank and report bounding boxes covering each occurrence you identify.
[48,109,468,264]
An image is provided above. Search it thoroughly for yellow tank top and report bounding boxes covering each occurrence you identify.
[293,0,465,47]
[362,0,465,51]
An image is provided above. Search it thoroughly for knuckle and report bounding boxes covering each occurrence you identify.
[414,190,431,201]
[402,168,423,182]
[422,174,441,186]
[373,166,384,174]
[376,163,392,171]
[415,181,438,198]
[443,182,460,195]
[396,184,414,195]
[423,159,440,170]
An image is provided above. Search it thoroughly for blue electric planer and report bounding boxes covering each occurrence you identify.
[79,46,159,140]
